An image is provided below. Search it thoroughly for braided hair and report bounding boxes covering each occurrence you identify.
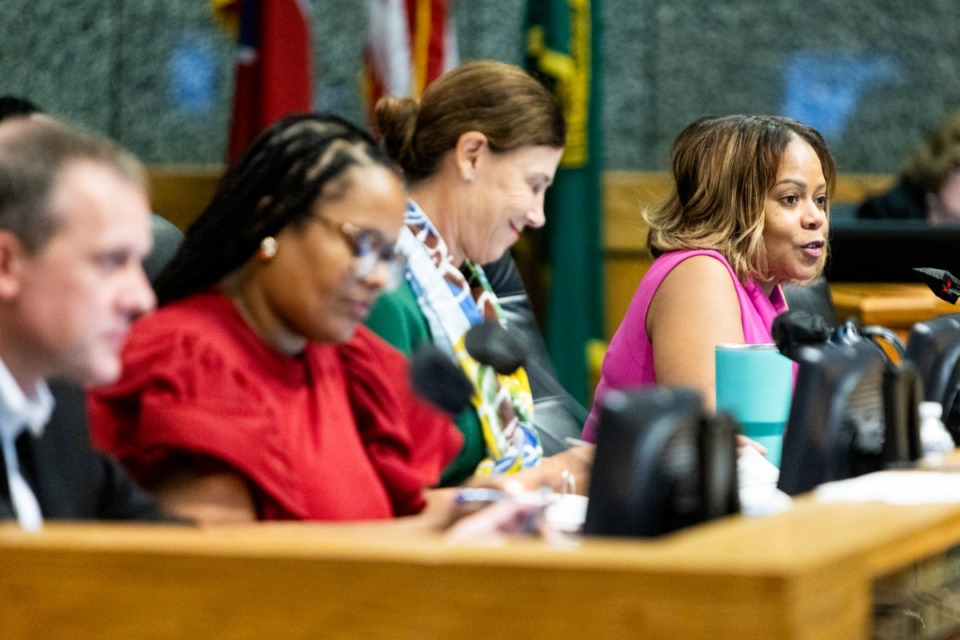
[153,113,396,306]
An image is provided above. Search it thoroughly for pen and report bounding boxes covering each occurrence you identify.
[454,486,559,507]
[453,488,511,506]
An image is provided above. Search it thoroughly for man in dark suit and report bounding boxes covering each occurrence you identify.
[0,115,165,527]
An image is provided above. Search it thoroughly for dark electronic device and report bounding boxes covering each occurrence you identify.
[583,387,739,538]
[462,318,525,375]
[778,341,897,496]
[826,221,960,283]
[772,308,923,497]
[903,313,960,443]
[409,343,474,414]
[915,267,960,304]
[410,319,528,415]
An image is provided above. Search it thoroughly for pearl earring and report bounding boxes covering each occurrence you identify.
[258,236,278,259]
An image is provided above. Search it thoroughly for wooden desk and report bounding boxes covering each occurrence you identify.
[831,283,960,339]
[5,496,960,640]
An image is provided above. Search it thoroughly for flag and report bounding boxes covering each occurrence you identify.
[524,0,604,405]
[362,0,458,132]
[215,0,314,164]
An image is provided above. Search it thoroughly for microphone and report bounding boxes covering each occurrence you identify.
[413,320,588,455]
[773,309,906,363]
[409,343,474,414]
[772,309,831,362]
[408,320,523,415]
[463,319,525,375]
[914,267,960,304]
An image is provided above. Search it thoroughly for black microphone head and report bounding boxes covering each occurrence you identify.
[914,267,960,304]
[772,309,831,361]
[409,344,474,414]
[463,319,525,375]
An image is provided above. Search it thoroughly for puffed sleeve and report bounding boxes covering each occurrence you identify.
[338,326,463,516]
[87,316,307,517]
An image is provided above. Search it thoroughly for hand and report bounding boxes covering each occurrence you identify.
[737,435,768,456]
[444,499,544,544]
[463,444,595,495]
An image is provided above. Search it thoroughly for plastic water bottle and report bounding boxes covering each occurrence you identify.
[919,401,955,456]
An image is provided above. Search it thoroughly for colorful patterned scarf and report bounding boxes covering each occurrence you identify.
[398,201,542,476]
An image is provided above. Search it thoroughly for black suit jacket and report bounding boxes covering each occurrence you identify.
[0,379,166,522]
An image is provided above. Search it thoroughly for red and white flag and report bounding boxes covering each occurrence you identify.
[216,0,314,164]
[362,0,458,132]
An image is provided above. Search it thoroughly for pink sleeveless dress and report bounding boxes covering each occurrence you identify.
[583,249,788,441]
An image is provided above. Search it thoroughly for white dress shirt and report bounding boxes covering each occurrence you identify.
[0,357,53,531]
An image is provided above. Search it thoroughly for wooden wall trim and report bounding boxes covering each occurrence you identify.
[147,164,223,231]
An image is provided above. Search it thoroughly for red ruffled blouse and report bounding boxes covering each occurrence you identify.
[88,292,462,521]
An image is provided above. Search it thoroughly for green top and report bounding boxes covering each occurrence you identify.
[365,283,484,487]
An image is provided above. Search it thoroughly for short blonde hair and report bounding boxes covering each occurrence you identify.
[646,115,836,283]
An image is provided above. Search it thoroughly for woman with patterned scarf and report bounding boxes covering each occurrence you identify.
[366,60,593,491]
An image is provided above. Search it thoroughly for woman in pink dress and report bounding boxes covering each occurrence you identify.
[585,115,835,441]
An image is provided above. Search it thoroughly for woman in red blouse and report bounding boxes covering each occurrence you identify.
[87,114,464,525]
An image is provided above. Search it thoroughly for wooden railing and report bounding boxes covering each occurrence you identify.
[147,164,223,231]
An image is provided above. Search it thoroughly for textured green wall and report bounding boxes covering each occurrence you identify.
[1,1,957,172]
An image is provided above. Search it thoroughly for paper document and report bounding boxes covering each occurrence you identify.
[816,471,960,504]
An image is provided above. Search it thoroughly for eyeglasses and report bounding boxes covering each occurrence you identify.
[309,215,407,291]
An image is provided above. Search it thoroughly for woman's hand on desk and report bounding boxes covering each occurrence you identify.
[421,446,596,543]
[420,485,545,543]
[445,498,546,544]
[149,460,258,526]
[463,444,595,496]
[738,435,768,457]
[433,444,596,543]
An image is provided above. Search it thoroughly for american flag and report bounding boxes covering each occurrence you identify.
[362,0,458,133]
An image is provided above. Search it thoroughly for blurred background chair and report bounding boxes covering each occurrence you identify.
[143,214,184,283]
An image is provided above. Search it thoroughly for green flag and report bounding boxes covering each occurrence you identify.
[524,0,604,405]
